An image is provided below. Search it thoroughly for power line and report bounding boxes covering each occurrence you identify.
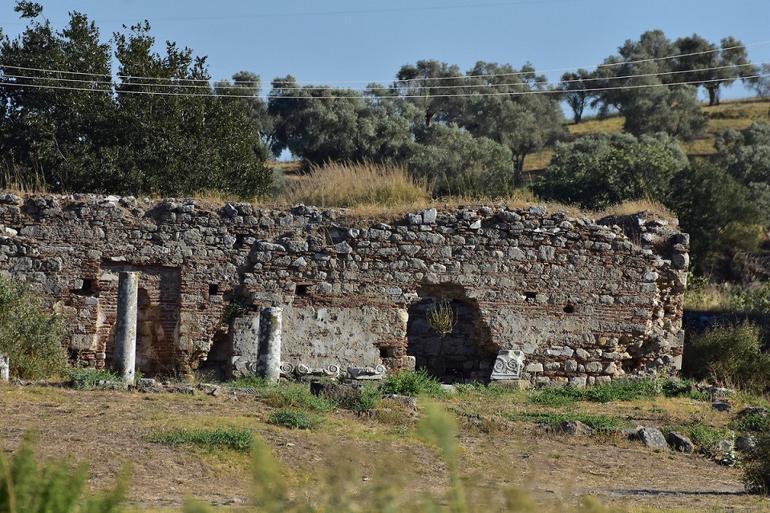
[0,40,767,87]
[0,62,759,92]
[1,73,767,99]
[0,0,585,26]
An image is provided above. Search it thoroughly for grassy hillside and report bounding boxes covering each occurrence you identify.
[522,97,770,177]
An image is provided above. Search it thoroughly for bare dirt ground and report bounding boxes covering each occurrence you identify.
[1,383,768,512]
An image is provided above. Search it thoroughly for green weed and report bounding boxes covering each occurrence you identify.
[267,410,321,430]
[510,411,627,433]
[148,427,253,452]
[381,370,444,397]
[259,383,336,412]
[731,412,770,433]
[66,368,123,390]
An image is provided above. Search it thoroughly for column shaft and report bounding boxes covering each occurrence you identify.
[114,271,139,384]
[259,307,283,383]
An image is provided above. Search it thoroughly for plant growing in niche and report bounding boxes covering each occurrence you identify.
[426,298,456,336]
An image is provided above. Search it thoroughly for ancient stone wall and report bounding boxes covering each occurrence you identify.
[0,193,688,385]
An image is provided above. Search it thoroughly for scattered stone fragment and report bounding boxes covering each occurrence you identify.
[554,420,594,436]
[637,427,669,450]
[735,435,757,452]
[666,432,695,453]
[712,401,731,412]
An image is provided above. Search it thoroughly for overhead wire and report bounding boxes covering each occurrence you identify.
[1,73,768,100]
[0,39,767,87]
[0,62,761,93]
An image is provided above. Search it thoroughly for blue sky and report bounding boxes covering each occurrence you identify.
[2,0,769,101]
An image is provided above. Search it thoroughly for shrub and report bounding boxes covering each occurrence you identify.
[666,160,763,276]
[744,432,770,495]
[683,322,770,393]
[67,368,122,390]
[406,124,515,197]
[283,162,429,208]
[0,276,66,380]
[381,370,444,397]
[731,412,770,433]
[267,410,321,430]
[534,132,688,210]
[259,383,336,412]
[0,432,126,513]
[351,385,381,414]
[149,427,253,452]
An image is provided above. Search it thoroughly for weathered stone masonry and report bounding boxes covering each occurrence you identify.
[0,193,689,385]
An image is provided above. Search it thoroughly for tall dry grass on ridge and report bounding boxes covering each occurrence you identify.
[283,162,431,208]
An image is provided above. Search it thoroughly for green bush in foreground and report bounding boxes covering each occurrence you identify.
[381,370,444,397]
[67,368,122,390]
[0,277,66,380]
[683,322,770,393]
[0,432,126,513]
[149,427,253,452]
[744,432,770,495]
[267,410,321,430]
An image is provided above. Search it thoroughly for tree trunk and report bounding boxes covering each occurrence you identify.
[513,156,525,188]
[707,85,720,106]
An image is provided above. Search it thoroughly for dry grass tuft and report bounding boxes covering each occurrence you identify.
[595,199,676,224]
[283,162,430,209]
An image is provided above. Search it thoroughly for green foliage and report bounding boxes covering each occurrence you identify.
[0,7,272,197]
[535,132,688,210]
[66,368,122,390]
[678,423,733,456]
[621,85,707,139]
[455,382,515,399]
[731,412,770,433]
[673,34,756,106]
[259,383,336,412]
[666,160,763,276]
[728,282,770,314]
[716,121,770,184]
[351,385,381,414]
[460,61,567,186]
[407,124,514,197]
[267,410,321,430]
[683,322,770,393]
[559,69,594,123]
[744,432,770,495]
[660,378,711,401]
[381,370,444,397]
[510,411,626,433]
[0,276,65,380]
[149,427,253,452]
[228,375,270,389]
[269,76,412,165]
[0,432,126,513]
[528,378,663,406]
